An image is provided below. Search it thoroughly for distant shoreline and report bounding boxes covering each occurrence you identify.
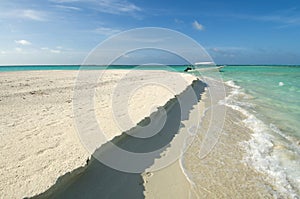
[1,64,299,67]
[0,64,299,73]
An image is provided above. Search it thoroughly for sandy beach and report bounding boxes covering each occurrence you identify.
[0,70,198,198]
[1,68,290,199]
[1,0,299,197]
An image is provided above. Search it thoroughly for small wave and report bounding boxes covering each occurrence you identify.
[279,82,284,86]
[225,80,241,88]
[221,80,299,198]
[270,123,300,150]
[221,81,254,110]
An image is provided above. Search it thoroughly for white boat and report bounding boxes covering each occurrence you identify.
[194,61,215,66]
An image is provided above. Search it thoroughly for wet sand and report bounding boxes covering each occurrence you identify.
[182,86,279,198]
[143,79,283,198]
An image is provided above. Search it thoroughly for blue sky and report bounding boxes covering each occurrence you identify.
[0,0,300,65]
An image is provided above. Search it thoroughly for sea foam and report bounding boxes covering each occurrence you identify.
[220,80,299,198]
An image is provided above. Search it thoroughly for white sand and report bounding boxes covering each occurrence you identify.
[142,91,207,199]
[143,160,192,199]
[0,70,196,198]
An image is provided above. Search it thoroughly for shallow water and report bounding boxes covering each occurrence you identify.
[180,66,300,198]
[222,65,300,140]
[218,66,300,197]
[181,83,274,198]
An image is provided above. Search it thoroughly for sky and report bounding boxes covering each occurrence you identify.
[0,0,300,65]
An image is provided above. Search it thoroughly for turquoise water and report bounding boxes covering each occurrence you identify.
[221,65,300,196]
[0,65,188,72]
[222,65,300,139]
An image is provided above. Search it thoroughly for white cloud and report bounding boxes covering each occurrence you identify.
[55,5,81,11]
[174,18,184,24]
[94,27,121,35]
[50,49,61,53]
[15,47,23,52]
[52,0,141,15]
[210,46,247,52]
[121,54,130,58]
[192,20,205,31]
[15,40,32,45]
[0,9,47,21]
[50,0,80,2]
[213,9,300,28]
[251,15,300,28]
[41,47,63,53]
[22,10,46,21]
[208,46,248,60]
[93,0,142,14]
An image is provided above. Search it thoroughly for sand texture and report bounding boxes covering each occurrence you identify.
[0,70,196,198]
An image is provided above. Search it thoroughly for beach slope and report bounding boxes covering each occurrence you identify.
[0,70,197,198]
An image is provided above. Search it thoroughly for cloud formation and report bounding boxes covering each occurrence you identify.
[22,10,46,21]
[0,9,47,21]
[211,8,300,28]
[52,0,141,15]
[50,0,80,2]
[94,0,142,14]
[174,18,184,24]
[41,47,63,54]
[15,47,23,52]
[94,27,121,35]
[192,20,205,31]
[54,5,82,11]
[50,49,61,53]
[15,40,32,45]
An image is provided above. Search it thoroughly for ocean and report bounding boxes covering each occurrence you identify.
[179,65,300,198]
[220,65,300,197]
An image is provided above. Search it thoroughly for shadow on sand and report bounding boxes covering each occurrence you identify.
[32,79,206,199]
